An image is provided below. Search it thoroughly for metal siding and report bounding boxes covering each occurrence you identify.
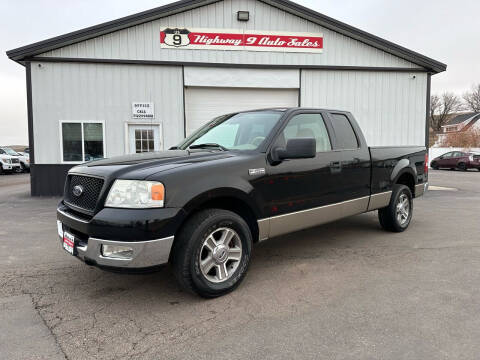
[301,70,427,146]
[38,0,417,69]
[31,61,184,164]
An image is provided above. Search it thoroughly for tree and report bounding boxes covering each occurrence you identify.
[430,92,464,131]
[463,84,480,112]
[440,127,480,148]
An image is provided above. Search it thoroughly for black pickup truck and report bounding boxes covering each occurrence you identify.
[57,108,428,297]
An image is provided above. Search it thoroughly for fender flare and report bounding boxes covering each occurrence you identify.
[390,159,417,184]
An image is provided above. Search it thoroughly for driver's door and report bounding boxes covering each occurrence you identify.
[260,112,334,218]
[438,152,453,168]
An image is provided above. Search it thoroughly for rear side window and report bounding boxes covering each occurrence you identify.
[330,114,359,149]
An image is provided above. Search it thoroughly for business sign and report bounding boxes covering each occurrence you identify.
[132,102,155,119]
[160,28,323,53]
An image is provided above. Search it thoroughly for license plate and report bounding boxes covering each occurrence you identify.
[63,231,75,255]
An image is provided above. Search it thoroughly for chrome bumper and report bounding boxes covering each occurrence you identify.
[415,182,429,198]
[74,236,174,269]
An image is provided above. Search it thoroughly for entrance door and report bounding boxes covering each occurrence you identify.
[128,125,161,154]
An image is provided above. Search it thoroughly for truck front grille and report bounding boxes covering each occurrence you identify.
[64,175,104,214]
[11,158,19,164]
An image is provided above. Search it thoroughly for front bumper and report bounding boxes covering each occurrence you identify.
[58,227,174,268]
[1,163,20,171]
[57,203,186,269]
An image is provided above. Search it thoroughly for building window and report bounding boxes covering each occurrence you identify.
[135,129,155,153]
[61,121,105,162]
[444,126,457,133]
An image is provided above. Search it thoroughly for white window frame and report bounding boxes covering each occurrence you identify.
[124,122,163,154]
[59,120,106,164]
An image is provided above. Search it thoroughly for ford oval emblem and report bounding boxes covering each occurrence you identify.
[73,185,84,197]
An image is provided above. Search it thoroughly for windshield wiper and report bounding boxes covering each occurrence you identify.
[188,143,228,151]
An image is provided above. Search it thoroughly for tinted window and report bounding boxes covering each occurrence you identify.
[62,122,104,162]
[83,123,104,161]
[62,123,82,162]
[280,113,331,152]
[330,114,359,149]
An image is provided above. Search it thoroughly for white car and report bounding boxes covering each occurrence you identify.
[0,153,21,174]
[0,147,29,172]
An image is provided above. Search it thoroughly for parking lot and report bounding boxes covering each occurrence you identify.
[1,170,479,359]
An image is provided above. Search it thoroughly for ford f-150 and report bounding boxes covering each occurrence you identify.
[57,108,428,297]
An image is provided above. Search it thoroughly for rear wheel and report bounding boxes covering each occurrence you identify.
[378,185,413,233]
[171,209,252,298]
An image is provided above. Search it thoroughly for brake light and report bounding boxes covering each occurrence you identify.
[424,153,429,174]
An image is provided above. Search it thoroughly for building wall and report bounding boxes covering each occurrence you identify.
[37,0,419,69]
[31,61,184,164]
[301,70,428,146]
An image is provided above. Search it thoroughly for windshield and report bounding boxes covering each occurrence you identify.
[179,111,283,151]
[2,148,19,156]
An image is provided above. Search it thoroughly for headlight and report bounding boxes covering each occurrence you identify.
[1,158,11,164]
[105,180,165,208]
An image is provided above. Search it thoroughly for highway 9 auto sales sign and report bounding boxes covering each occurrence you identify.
[160,28,323,53]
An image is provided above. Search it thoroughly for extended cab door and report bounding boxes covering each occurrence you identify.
[324,112,371,202]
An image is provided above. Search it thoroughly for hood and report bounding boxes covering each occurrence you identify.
[86,150,192,166]
[70,150,235,180]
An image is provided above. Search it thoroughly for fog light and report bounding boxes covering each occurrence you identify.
[101,245,134,259]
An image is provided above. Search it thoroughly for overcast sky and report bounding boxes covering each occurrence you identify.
[1,0,479,145]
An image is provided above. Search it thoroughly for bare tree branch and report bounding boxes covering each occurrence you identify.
[463,84,480,112]
[430,92,464,131]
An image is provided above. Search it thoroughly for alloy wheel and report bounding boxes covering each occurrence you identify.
[199,227,243,283]
[396,193,410,226]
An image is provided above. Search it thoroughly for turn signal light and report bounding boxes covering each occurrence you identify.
[151,183,165,201]
[424,153,429,174]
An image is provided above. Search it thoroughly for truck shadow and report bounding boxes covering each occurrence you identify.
[74,212,383,302]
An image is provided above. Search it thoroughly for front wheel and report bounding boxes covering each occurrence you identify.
[457,162,467,171]
[378,185,413,232]
[171,209,252,298]
[431,162,439,170]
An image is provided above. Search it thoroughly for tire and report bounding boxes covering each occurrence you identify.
[431,162,439,170]
[171,209,252,298]
[457,163,467,171]
[20,163,26,173]
[378,185,413,233]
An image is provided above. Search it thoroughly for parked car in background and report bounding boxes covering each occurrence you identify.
[430,151,480,171]
[0,147,30,172]
[0,151,21,174]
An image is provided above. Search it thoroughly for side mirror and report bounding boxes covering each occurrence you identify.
[272,138,316,162]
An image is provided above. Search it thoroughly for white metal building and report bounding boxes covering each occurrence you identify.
[7,0,446,195]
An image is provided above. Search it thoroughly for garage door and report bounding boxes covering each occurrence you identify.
[185,87,299,136]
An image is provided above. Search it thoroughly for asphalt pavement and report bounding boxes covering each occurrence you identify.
[0,170,479,359]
